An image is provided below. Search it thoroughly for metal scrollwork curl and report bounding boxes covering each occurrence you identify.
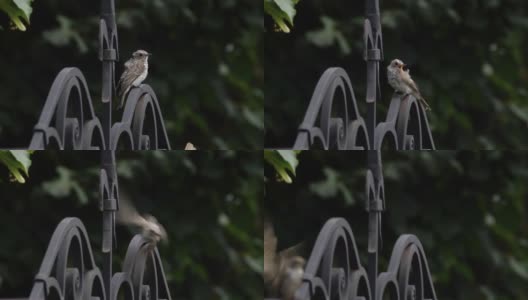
[111,85,171,150]
[376,94,435,150]
[123,235,172,300]
[29,218,106,300]
[295,218,372,300]
[29,68,106,150]
[376,235,438,300]
[294,68,370,150]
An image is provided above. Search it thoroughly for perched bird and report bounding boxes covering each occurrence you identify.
[387,59,431,111]
[116,191,167,251]
[184,142,196,150]
[117,49,152,109]
[264,221,306,300]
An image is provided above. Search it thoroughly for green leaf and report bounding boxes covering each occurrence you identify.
[306,16,351,54]
[309,168,355,205]
[42,167,88,204]
[264,150,299,183]
[0,150,32,183]
[43,15,88,53]
[509,256,528,280]
[264,0,300,33]
[0,0,33,31]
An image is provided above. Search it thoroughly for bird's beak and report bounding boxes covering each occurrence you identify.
[148,53,152,56]
[402,64,407,69]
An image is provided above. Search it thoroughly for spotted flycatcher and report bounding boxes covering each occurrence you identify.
[117,49,151,109]
[264,221,305,300]
[387,59,431,111]
[116,191,167,251]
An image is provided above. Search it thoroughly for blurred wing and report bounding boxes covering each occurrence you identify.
[279,242,306,262]
[116,191,144,226]
[264,221,278,282]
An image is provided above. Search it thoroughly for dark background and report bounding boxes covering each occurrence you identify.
[265,151,528,299]
[0,0,262,149]
[0,151,263,300]
[265,0,528,149]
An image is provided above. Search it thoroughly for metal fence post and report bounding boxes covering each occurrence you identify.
[100,0,118,149]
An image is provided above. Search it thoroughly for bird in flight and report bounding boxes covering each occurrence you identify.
[117,49,151,109]
[387,58,431,111]
[116,191,167,251]
[264,221,306,300]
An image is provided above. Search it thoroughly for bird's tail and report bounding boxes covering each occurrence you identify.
[420,97,432,111]
[116,86,130,110]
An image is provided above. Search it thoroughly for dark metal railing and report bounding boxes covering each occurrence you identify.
[29,0,171,150]
[11,150,172,300]
[293,0,435,150]
[265,150,438,300]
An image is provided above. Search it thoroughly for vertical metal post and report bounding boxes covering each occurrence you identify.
[100,0,117,149]
[101,150,117,300]
[364,0,382,150]
[367,150,382,300]
[364,0,383,290]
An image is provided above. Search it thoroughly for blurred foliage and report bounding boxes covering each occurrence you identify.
[0,0,262,149]
[0,150,31,183]
[264,0,300,33]
[0,0,33,30]
[264,149,299,183]
[0,151,263,300]
[265,151,528,299]
[265,0,528,149]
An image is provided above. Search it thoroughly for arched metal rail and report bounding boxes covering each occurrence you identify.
[293,0,435,150]
[21,150,172,300]
[29,0,171,150]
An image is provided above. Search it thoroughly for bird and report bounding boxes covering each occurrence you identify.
[116,191,167,251]
[117,49,152,109]
[264,221,306,300]
[387,59,431,111]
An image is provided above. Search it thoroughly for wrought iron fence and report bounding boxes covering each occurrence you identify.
[265,150,438,300]
[2,150,172,300]
[29,0,171,150]
[293,0,435,150]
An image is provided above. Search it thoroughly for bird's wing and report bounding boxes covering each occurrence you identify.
[279,242,306,261]
[117,59,143,97]
[401,70,423,99]
[116,191,145,227]
[264,221,279,283]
